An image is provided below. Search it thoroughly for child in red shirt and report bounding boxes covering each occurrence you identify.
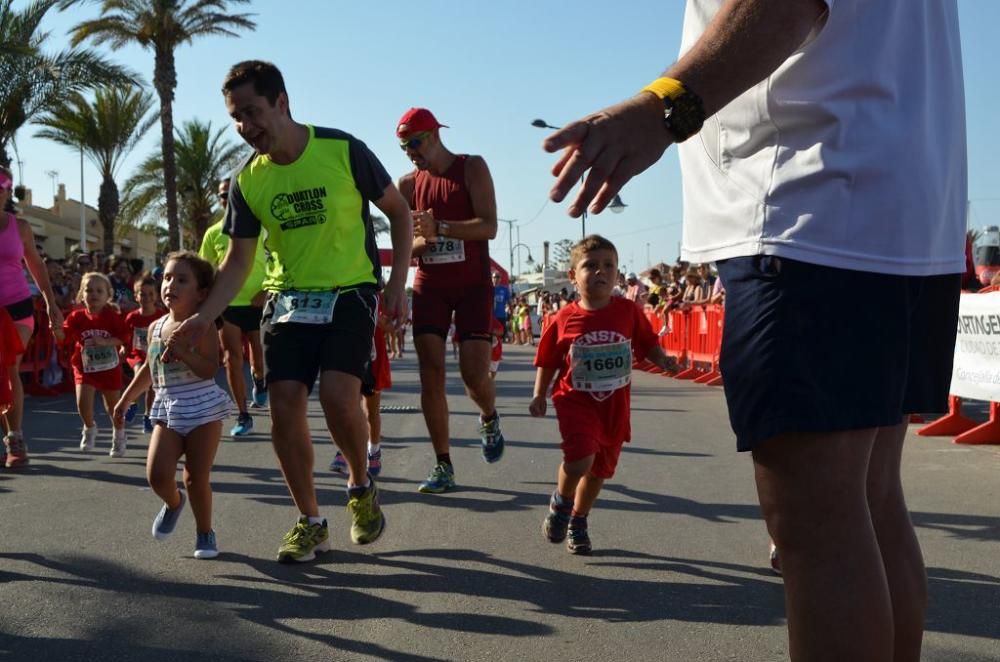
[489,316,504,379]
[123,276,165,432]
[330,296,393,477]
[530,235,674,555]
[63,272,130,457]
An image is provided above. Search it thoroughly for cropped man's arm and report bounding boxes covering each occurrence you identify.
[546,0,830,214]
[437,156,497,241]
[663,0,829,117]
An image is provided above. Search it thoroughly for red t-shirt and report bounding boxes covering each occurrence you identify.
[63,306,129,389]
[410,155,491,288]
[534,297,657,443]
[123,309,166,367]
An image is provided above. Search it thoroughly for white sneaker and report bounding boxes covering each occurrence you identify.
[109,428,127,458]
[80,426,97,451]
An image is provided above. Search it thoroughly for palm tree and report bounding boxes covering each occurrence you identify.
[69,0,257,252]
[119,118,246,250]
[0,0,135,169]
[34,86,156,255]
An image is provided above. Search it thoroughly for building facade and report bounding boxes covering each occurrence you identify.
[17,184,158,268]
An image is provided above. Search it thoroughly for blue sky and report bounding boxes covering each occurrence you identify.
[15,1,1000,276]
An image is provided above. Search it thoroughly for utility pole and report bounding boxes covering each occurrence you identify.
[498,218,517,280]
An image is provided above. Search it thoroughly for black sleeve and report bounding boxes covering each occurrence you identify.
[223,172,261,239]
[348,137,393,202]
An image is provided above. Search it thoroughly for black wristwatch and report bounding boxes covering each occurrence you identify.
[643,78,707,143]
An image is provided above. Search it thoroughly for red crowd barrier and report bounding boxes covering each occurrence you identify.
[17,298,73,396]
[918,285,1000,445]
[638,303,724,387]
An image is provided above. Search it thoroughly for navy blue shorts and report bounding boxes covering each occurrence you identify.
[716,256,961,452]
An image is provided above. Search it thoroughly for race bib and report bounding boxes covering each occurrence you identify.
[570,341,632,392]
[157,359,198,388]
[82,343,119,373]
[423,238,466,264]
[273,290,338,325]
[132,327,149,352]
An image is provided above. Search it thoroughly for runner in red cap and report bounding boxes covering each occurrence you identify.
[396,107,505,494]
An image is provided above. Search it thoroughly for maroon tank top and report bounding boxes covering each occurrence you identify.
[412,155,491,286]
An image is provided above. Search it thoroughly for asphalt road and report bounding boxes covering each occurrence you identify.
[1,343,998,661]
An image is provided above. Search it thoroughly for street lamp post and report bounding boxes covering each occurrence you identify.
[532,118,627,238]
[513,243,533,279]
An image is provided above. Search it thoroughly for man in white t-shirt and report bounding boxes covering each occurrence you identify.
[540,2,965,660]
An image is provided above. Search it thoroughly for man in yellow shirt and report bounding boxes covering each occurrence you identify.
[171,60,412,562]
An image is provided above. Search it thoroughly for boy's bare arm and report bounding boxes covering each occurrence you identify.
[530,366,557,417]
[646,345,678,374]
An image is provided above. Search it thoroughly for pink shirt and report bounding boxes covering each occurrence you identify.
[0,213,30,306]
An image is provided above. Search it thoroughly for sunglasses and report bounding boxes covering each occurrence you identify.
[399,131,431,151]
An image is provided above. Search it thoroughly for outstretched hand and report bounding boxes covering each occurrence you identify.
[543,93,674,217]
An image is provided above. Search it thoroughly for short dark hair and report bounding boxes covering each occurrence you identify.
[222,60,287,106]
[569,234,618,270]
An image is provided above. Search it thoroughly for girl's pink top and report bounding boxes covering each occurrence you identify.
[0,213,30,306]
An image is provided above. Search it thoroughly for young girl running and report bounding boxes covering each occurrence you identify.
[63,272,130,457]
[113,252,231,559]
[122,277,165,433]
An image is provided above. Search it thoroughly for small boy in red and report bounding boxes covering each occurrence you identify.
[530,235,674,555]
[489,316,504,379]
[123,277,165,431]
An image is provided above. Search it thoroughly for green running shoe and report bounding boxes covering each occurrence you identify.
[347,478,385,544]
[276,516,330,563]
[417,461,456,494]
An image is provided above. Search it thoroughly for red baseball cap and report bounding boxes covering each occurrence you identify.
[396,107,448,138]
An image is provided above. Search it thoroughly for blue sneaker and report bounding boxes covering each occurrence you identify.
[479,415,505,463]
[194,530,219,559]
[367,447,382,477]
[329,451,348,474]
[143,415,154,434]
[567,516,592,555]
[251,377,268,408]
[125,402,137,424]
[231,412,253,437]
[417,461,456,494]
[152,492,186,541]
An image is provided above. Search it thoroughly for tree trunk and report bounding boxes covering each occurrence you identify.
[154,46,180,251]
[98,174,119,256]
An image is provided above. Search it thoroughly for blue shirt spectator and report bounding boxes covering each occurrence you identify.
[492,272,510,321]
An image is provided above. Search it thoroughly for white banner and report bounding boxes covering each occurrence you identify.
[951,292,1000,401]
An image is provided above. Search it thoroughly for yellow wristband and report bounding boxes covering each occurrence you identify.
[642,77,686,101]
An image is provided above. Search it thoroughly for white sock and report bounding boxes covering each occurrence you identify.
[306,516,325,526]
[348,480,372,491]
[368,440,380,453]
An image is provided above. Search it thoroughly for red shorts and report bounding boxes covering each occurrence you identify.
[412,282,492,342]
[126,352,146,370]
[73,366,123,391]
[366,326,392,394]
[554,400,625,479]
